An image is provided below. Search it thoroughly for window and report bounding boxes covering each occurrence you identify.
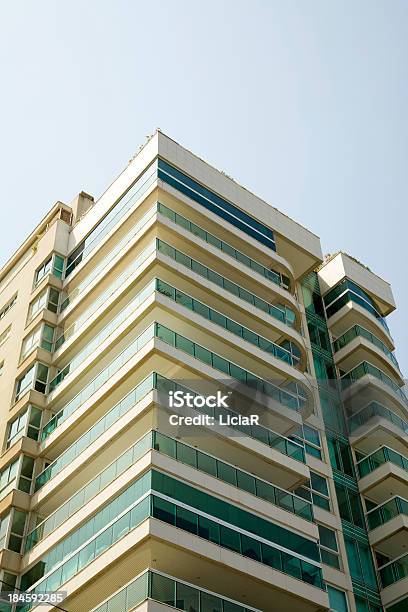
[345,537,378,589]
[7,509,27,553]
[0,460,18,498]
[28,287,60,322]
[22,323,54,357]
[0,325,11,347]
[319,524,340,569]
[6,406,42,448]
[308,319,331,353]
[328,586,348,612]
[335,483,365,528]
[328,436,355,477]
[291,424,322,459]
[0,295,17,321]
[302,284,325,318]
[295,471,331,512]
[158,159,277,252]
[313,354,338,387]
[34,254,65,286]
[15,363,49,402]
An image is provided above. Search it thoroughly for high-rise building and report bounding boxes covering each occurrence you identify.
[0,131,405,612]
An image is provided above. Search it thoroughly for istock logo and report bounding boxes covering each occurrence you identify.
[168,390,231,409]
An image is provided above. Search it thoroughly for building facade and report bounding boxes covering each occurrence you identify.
[0,131,406,612]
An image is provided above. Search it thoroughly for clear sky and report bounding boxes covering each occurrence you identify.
[0,1,406,374]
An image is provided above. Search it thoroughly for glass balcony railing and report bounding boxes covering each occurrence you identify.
[92,570,261,612]
[155,278,301,367]
[333,325,400,371]
[57,238,156,343]
[152,430,312,520]
[52,276,301,395]
[348,402,408,435]
[367,496,408,531]
[36,373,305,492]
[50,280,156,391]
[157,202,291,291]
[357,446,408,479]
[157,239,297,328]
[379,552,408,588]
[41,325,156,440]
[27,427,311,552]
[154,323,306,412]
[22,493,323,605]
[43,321,306,443]
[156,376,305,463]
[341,361,408,405]
[60,205,157,313]
[65,161,158,278]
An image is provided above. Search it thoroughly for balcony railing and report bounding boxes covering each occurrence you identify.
[27,428,311,552]
[367,496,408,531]
[92,570,261,612]
[341,361,408,406]
[333,325,400,371]
[357,446,408,479]
[43,322,307,443]
[157,239,297,328]
[157,202,291,291]
[379,552,408,588]
[348,402,408,435]
[50,280,156,391]
[41,325,156,440]
[57,238,156,344]
[36,372,305,491]
[61,206,157,311]
[52,276,302,395]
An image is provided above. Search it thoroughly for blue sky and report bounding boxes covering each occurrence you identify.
[0,1,406,374]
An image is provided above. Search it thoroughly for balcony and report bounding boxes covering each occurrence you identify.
[367,496,408,558]
[333,325,402,383]
[51,277,304,395]
[27,428,312,556]
[92,570,262,612]
[42,323,308,443]
[341,361,408,420]
[348,402,408,456]
[36,373,306,494]
[357,446,408,503]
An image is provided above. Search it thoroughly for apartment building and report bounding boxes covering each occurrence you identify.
[0,130,405,612]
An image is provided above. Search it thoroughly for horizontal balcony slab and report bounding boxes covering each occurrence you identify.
[326,300,394,350]
[28,519,329,612]
[359,462,408,504]
[369,513,408,558]
[350,418,408,457]
[24,447,315,571]
[380,574,408,609]
[334,337,403,386]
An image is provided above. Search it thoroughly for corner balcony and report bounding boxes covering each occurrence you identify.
[91,570,263,612]
[367,496,408,559]
[378,552,408,609]
[357,446,408,503]
[348,402,408,456]
[333,325,402,384]
[341,361,408,421]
